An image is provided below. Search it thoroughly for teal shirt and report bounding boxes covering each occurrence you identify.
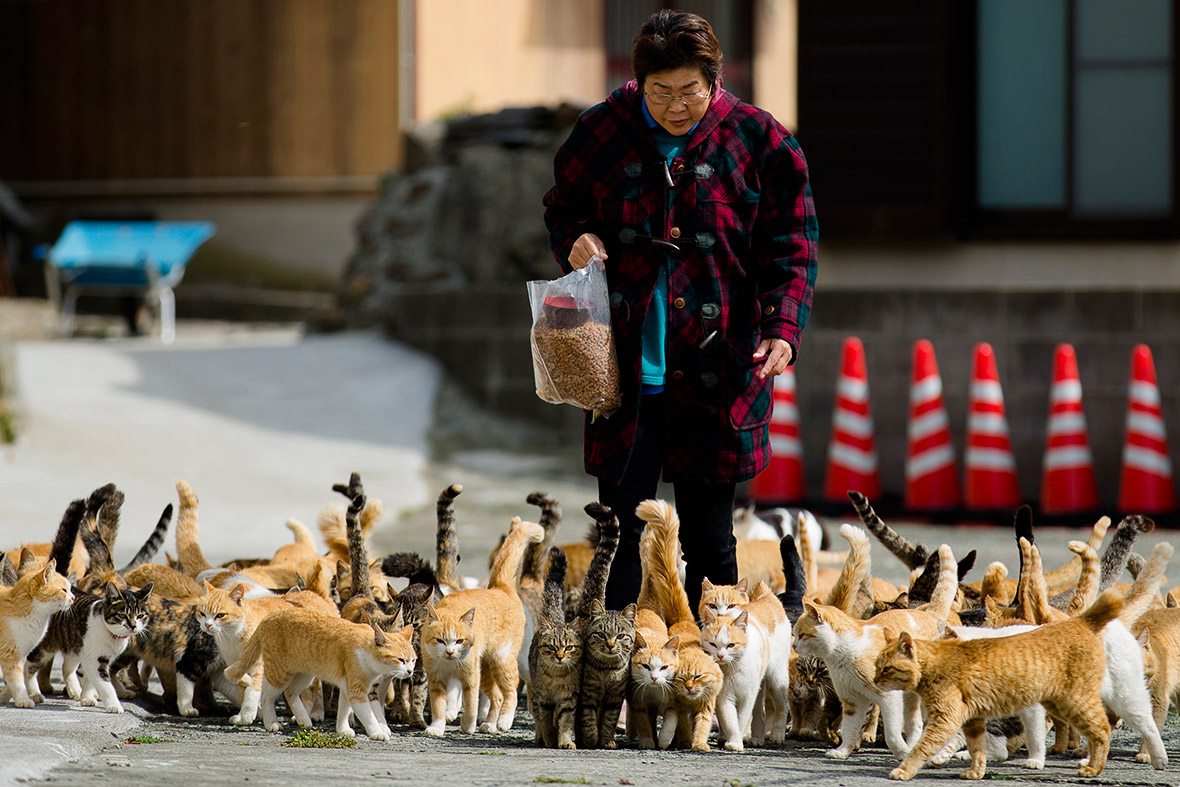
[639,102,698,390]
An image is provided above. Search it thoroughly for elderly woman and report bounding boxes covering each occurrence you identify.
[542,9,818,614]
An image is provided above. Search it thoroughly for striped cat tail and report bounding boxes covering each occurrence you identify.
[434,483,464,590]
[333,472,371,602]
[524,492,562,585]
[540,547,567,627]
[1118,541,1173,629]
[922,544,959,622]
[847,490,927,570]
[117,504,173,574]
[576,503,619,618]
[824,524,872,616]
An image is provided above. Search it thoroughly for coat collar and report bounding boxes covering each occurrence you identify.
[607,79,738,155]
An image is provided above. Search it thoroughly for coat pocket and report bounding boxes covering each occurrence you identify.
[726,336,772,430]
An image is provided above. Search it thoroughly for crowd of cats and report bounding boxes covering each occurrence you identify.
[1,471,1179,781]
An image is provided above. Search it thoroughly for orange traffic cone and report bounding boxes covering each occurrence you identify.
[750,367,806,504]
[1040,344,1099,515]
[1118,344,1178,514]
[824,336,881,502]
[904,340,959,511]
[963,343,1021,510]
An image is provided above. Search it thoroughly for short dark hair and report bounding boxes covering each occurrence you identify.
[631,9,723,91]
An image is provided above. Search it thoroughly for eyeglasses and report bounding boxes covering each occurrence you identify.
[645,90,711,107]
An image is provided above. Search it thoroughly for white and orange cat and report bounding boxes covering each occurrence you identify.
[421,516,544,737]
[0,555,74,707]
[699,578,792,750]
[225,606,414,740]
[627,514,679,750]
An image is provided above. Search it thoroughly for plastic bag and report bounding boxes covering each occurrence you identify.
[527,260,621,420]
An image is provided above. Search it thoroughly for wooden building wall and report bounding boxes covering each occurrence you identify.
[0,0,402,186]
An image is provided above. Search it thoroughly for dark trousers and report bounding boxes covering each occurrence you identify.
[598,393,737,617]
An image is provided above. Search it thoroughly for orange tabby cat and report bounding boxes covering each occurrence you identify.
[0,556,74,707]
[628,514,678,750]
[1135,605,1180,763]
[421,516,544,737]
[874,589,1124,780]
[633,499,723,752]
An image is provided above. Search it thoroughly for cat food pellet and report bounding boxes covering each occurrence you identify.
[531,315,621,418]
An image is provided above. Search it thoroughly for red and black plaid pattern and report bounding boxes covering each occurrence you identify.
[542,81,818,484]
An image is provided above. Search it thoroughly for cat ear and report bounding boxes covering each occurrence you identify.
[105,582,121,601]
[67,571,77,585]
[663,635,680,654]
[1137,628,1152,650]
[461,608,476,626]
[734,609,749,630]
[897,631,915,657]
[426,604,439,623]
[400,624,414,639]
[803,600,824,622]
[736,578,749,595]
[391,608,405,629]
[137,582,154,600]
[203,580,216,593]
[372,624,387,647]
[229,584,246,605]
[701,577,714,592]
[1168,591,1179,608]
[590,599,606,618]
[41,560,57,582]
[634,632,648,649]
[894,592,909,607]
[621,603,636,622]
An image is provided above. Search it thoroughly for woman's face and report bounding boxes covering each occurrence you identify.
[642,67,711,136]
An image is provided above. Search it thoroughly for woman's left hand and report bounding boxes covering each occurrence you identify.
[752,338,793,379]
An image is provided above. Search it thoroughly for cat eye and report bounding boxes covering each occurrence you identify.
[215,613,226,619]
[641,663,651,670]
[435,638,445,645]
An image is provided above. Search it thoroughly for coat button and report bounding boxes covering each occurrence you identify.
[671,370,684,381]
[669,226,681,239]
[673,297,686,309]
[700,372,719,388]
[764,305,775,316]
[610,293,623,308]
[701,302,720,319]
[576,217,588,224]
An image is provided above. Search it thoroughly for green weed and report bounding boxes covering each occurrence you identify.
[280,729,358,749]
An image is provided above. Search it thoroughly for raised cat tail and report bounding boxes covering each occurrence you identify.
[1078,588,1125,633]
[1066,539,1101,615]
[224,626,265,686]
[488,517,545,592]
[576,503,620,618]
[49,498,87,577]
[523,492,562,585]
[797,510,818,596]
[1118,541,1173,629]
[333,472,371,602]
[846,490,927,570]
[634,499,692,627]
[824,524,872,616]
[176,480,213,577]
[117,503,173,574]
[921,544,959,622]
[85,483,119,546]
[1099,514,1155,592]
[541,547,568,627]
[435,483,464,590]
[777,534,807,618]
[284,518,317,550]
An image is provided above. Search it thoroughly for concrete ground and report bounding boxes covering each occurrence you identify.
[1,300,1178,785]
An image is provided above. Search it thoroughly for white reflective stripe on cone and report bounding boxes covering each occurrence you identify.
[1127,411,1167,440]
[827,442,879,475]
[836,375,868,403]
[771,402,799,424]
[1047,412,1088,436]
[832,410,874,439]
[967,412,1010,436]
[1044,445,1094,471]
[1123,445,1173,477]
[770,434,803,458]
[906,444,956,480]
[1130,380,1162,408]
[970,379,1004,405]
[1050,379,1083,404]
[910,375,942,405]
[908,409,949,441]
[965,446,1017,471]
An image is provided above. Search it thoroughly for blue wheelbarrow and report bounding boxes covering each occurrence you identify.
[46,220,216,343]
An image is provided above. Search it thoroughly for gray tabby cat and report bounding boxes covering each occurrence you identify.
[576,502,636,750]
[26,581,153,713]
[528,547,582,748]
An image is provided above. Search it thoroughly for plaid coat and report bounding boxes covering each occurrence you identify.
[542,81,818,484]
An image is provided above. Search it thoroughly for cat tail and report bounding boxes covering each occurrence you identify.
[846,490,928,570]
[634,499,693,627]
[523,492,562,586]
[575,503,620,618]
[117,504,173,574]
[224,627,264,686]
[980,561,1010,605]
[49,498,87,578]
[1065,540,1101,615]
[176,480,213,577]
[824,524,872,616]
[380,552,437,589]
[85,483,119,547]
[1098,514,1155,592]
[316,505,351,563]
[333,472,371,602]
[1117,541,1173,629]
[797,508,818,597]
[777,534,808,617]
[434,483,464,590]
[540,547,567,627]
[1016,537,1060,624]
[920,544,959,622]
[488,516,545,593]
[284,518,317,550]
[1077,588,1125,633]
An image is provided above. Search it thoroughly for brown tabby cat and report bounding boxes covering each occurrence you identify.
[788,652,841,743]
[0,556,74,707]
[634,498,723,752]
[874,589,1124,780]
[527,547,582,749]
[421,516,543,737]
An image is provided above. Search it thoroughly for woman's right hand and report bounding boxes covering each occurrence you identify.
[569,233,608,270]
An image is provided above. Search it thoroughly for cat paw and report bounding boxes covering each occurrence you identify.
[557,741,577,750]
[496,717,513,732]
[337,727,356,738]
[1018,758,1044,770]
[959,766,985,780]
[1152,754,1168,771]
[601,738,618,750]
[825,748,851,760]
[637,737,655,750]
[29,693,44,704]
[887,767,913,781]
[79,697,97,707]
[690,743,710,752]
[178,707,199,717]
[66,687,82,700]
[13,697,35,709]
[367,730,389,742]
[1077,765,1101,778]
[104,703,124,714]
[768,732,785,745]
[230,714,253,726]
[723,740,744,752]
[310,711,325,722]
[1135,752,1152,764]
[265,722,281,733]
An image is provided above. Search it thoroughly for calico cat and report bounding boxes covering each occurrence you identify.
[787,653,841,743]
[0,556,74,707]
[574,503,635,750]
[793,543,959,760]
[875,590,1125,780]
[26,582,152,712]
[421,516,543,736]
[634,499,723,752]
[225,606,414,740]
[527,547,582,749]
[699,582,792,749]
